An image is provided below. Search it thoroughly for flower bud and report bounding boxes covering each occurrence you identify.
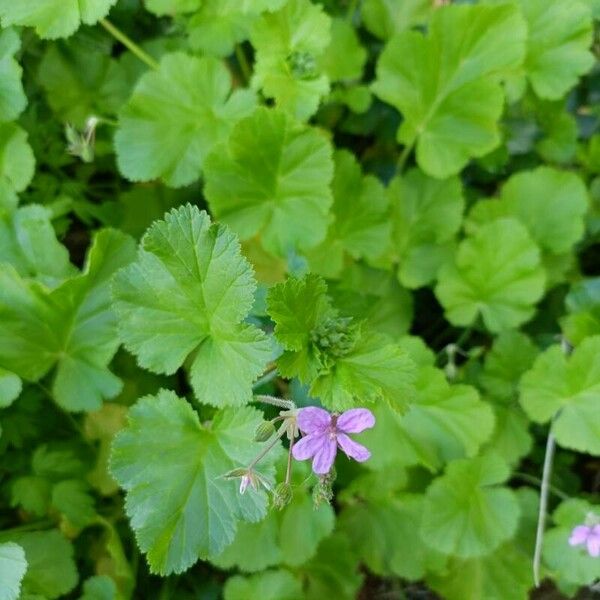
[272,482,293,510]
[254,420,276,442]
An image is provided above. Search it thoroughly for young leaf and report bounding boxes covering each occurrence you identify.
[435,218,545,332]
[518,0,594,100]
[224,570,302,600]
[0,542,27,600]
[0,123,35,194]
[250,0,331,120]
[12,530,78,599]
[204,107,334,256]
[390,168,464,288]
[110,390,275,575]
[113,205,271,407]
[361,0,431,40]
[499,167,588,255]
[0,229,136,411]
[0,0,117,39]
[320,18,366,82]
[373,3,526,177]
[519,336,600,455]
[0,29,26,122]
[421,454,521,558]
[115,53,256,187]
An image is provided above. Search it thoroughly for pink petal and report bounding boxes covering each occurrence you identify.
[569,525,591,546]
[337,408,375,433]
[337,433,371,462]
[587,533,600,557]
[292,433,328,461]
[312,437,337,475]
[297,407,331,435]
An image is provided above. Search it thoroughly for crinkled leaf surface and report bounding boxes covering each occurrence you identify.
[0,542,27,600]
[204,107,333,256]
[110,390,274,575]
[0,229,135,411]
[113,205,271,407]
[250,0,331,120]
[519,336,600,455]
[421,454,521,558]
[436,218,545,332]
[115,53,256,187]
[0,0,117,39]
[0,29,26,122]
[373,3,526,177]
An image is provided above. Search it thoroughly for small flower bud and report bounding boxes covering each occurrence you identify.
[254,420,276,442]
[272,482,293,510]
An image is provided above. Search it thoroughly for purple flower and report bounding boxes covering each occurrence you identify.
[291,407,375,475]
[569,524,600,557]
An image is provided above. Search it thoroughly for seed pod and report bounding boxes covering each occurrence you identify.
[272,482,293,510]
[254,420,276,442]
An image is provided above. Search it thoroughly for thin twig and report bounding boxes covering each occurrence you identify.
[100,19,159,70]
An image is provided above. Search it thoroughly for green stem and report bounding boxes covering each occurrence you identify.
[397,142,414,174]
[253,367,278,390]
[235,45,252,84]
[100,19,159,70]
[0,519,54,537]
[248,424,287,470]
[513,471,569,502]
[533,429,556,588]
[285,436,295,485]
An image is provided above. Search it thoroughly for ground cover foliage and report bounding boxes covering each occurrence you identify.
[0,0,600,598]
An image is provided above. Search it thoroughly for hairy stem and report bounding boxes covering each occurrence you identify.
[533,430,556,587]
[100,19,159,70]
[255,394,295,410]
[285,436,295,485]
[248,423,287,470]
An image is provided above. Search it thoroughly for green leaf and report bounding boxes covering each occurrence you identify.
[0,123,35,194]
[390,168,464,288]
[110,390,275,575]
[519,336,600,455]
[427,542,532,600]
[10,476,51,517]
[485,405,532,467]
[543,499,600,588]
[0,367,20,407]
[561,278,600,345]
[479,330,538,403]
[373,3,526,177]
[421,454,521,558]
[0,204,74,287]
[145,0,201,16]
[250,0,331,120]
[204,107,334,256]
[320,18,366,82]
[113,205,271,407]
[0,0,117,39]
[115,53,256,187]
[499,167,588,254]
[13,530,78,599]
[517,0,594,100]
[51,480,96,528]
[361,0,431,40]
[0,229,136,411]
[224,570,302,600]
[0,542,27,600]
[79,575,117,600]
[0,29,26,122]
[306,150,390,274]
[436,218,545,332]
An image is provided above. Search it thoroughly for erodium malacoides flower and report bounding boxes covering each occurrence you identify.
[569,520,600,557]
[292,406,376,474]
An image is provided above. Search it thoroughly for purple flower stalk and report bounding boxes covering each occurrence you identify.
[569,523,600,557]
[291,407,375,475]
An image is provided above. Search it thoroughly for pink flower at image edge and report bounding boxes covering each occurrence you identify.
[569,524,600,557]
[291,406,375,475]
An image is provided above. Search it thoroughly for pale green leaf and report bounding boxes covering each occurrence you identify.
[435,218,545,332]
[518,0,594,99]
[204,107,333,256]
[0,29,26,122]
[110,390,275,575]
[519,336,600,455]
[0,123,35,194]
[561,277,600,345]
[79,575,116,600]
[0,367,21,407]
[13,530,78,599]
[361,0,431,40]
[145,0,201,16]
[224,571,302,600]
[250,0,331,120]
[485,405,532,467]
[0,0,117,39]
[113,205,271,407]
[421,454,521,558]
[115,53,256,187]
[0,542,27,600]
[373,4,526,177]
[320,18,366,82]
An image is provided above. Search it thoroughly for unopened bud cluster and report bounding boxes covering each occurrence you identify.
[311,316,357,359]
